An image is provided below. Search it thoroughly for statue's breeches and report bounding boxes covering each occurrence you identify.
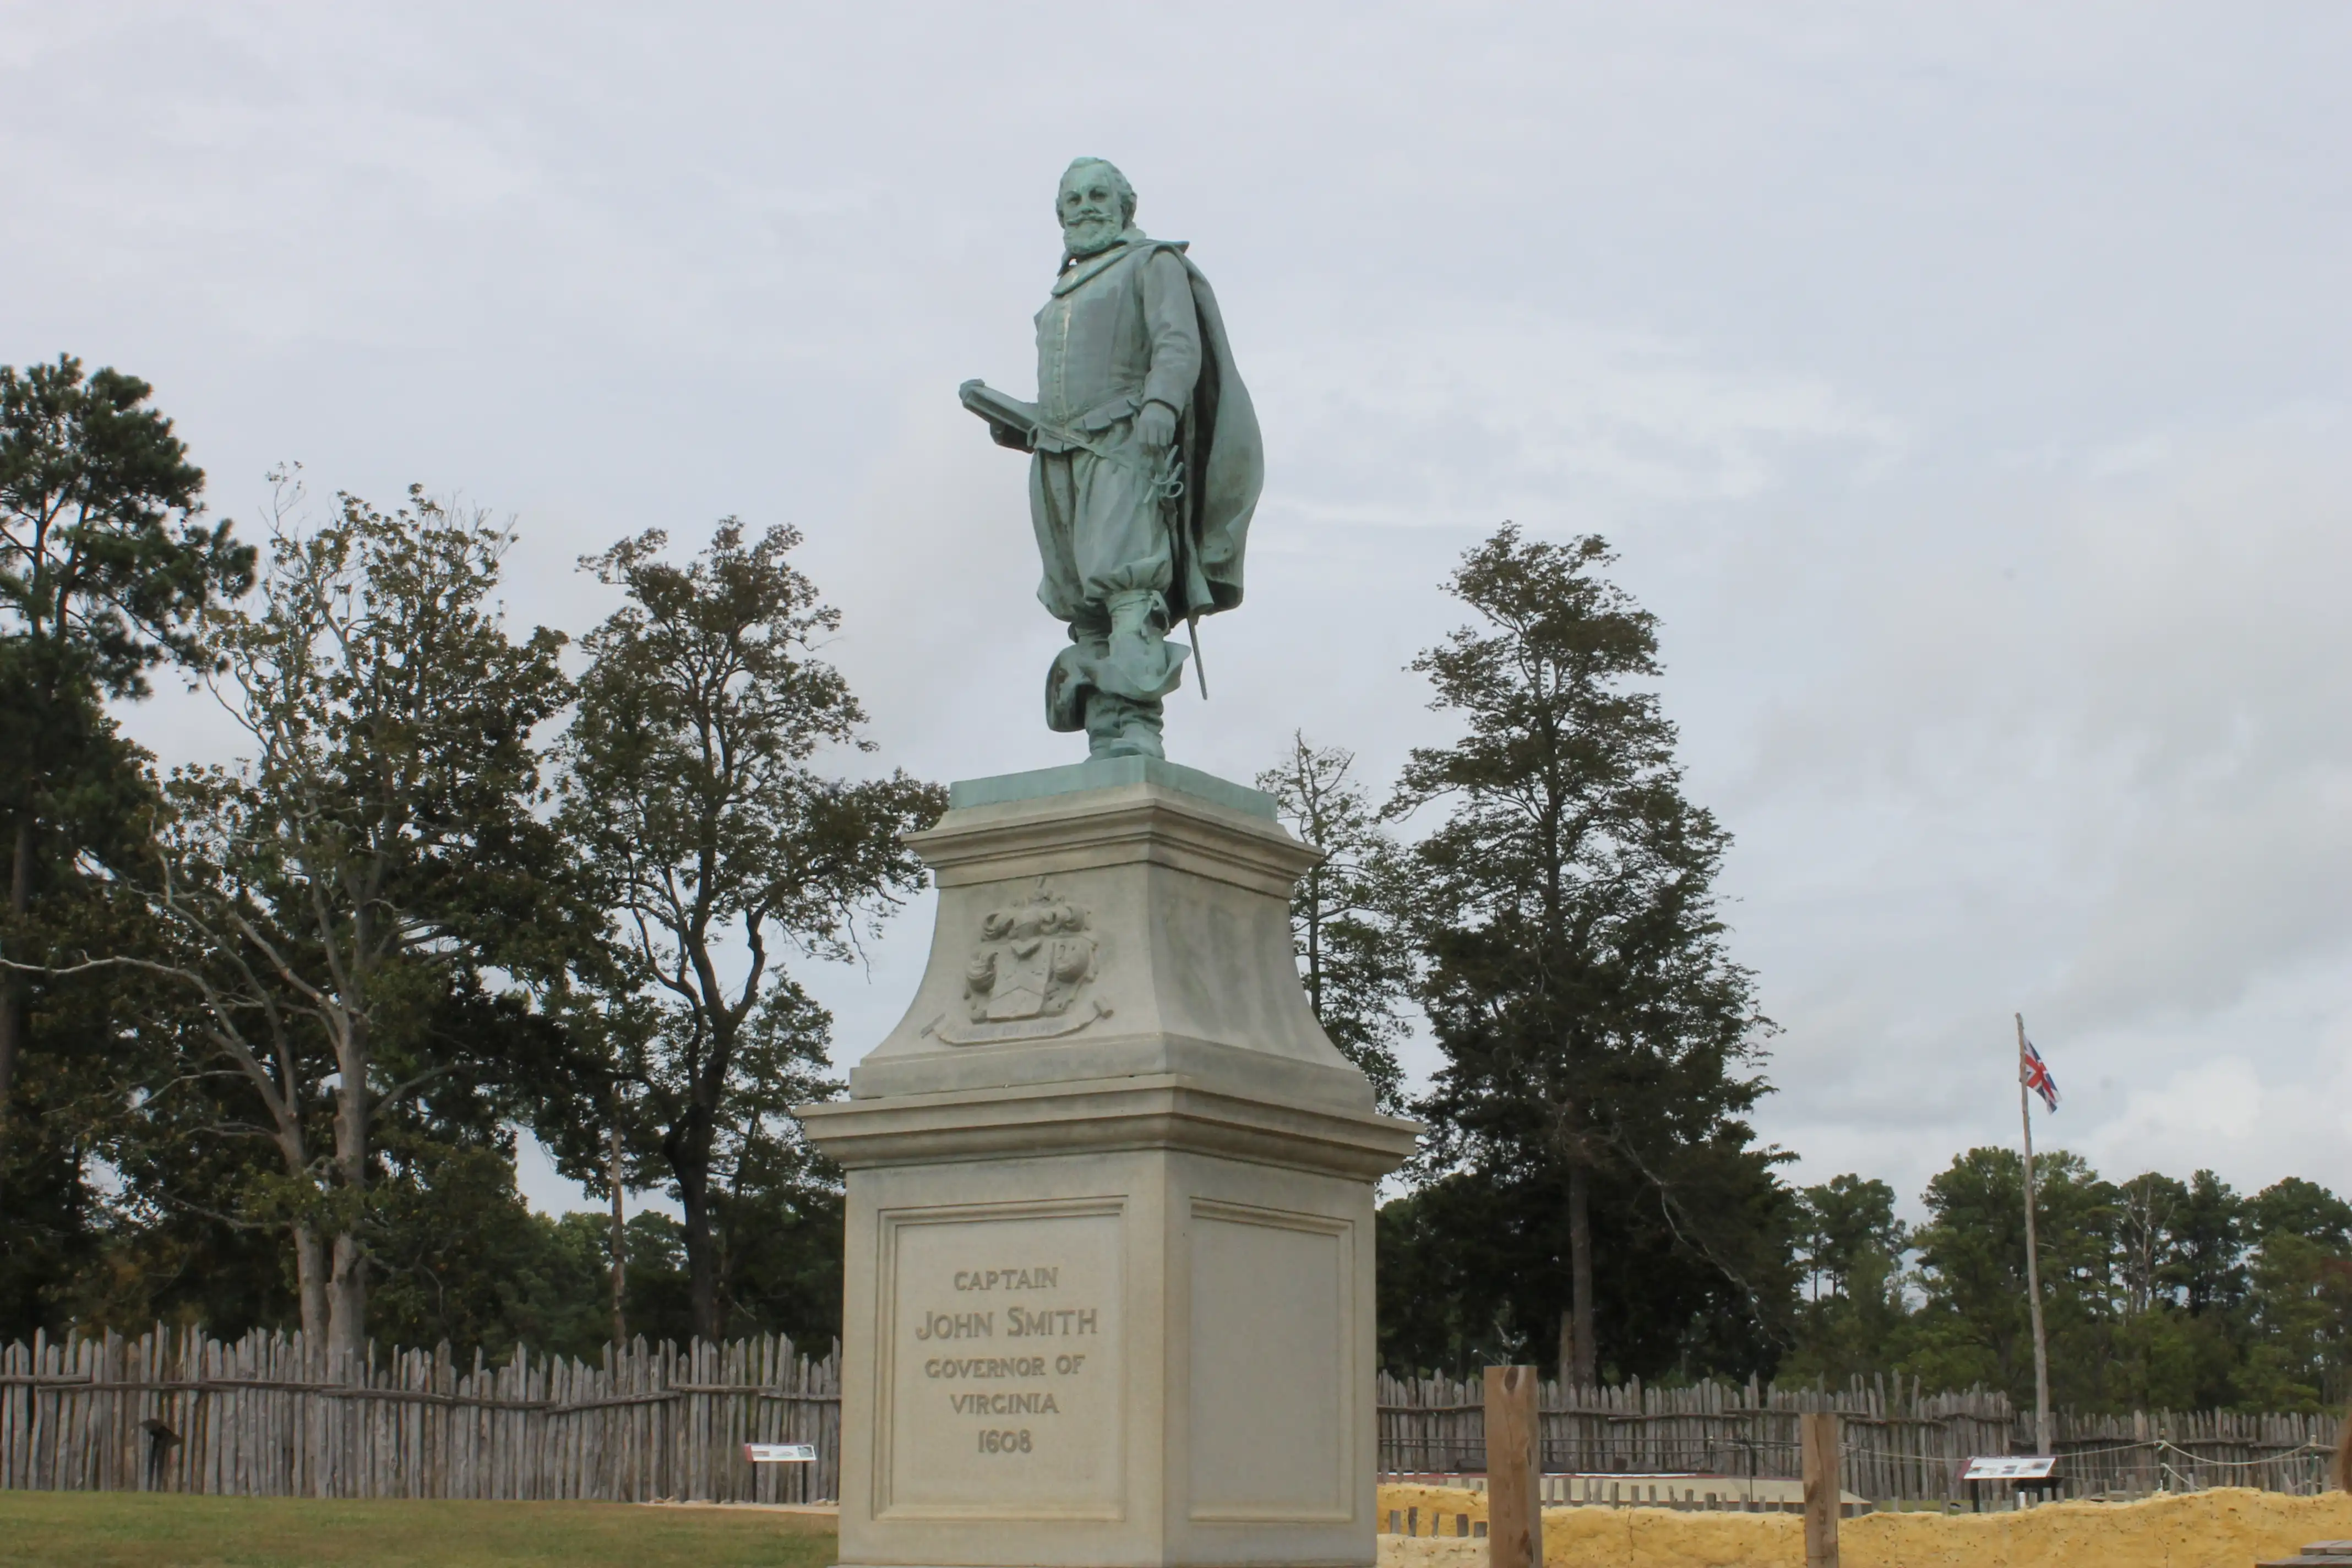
[1028,434,1172,625]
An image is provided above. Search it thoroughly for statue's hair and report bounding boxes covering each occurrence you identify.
[1058,157,1137,228]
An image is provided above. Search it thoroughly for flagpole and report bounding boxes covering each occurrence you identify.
[2017,1011,2053,1456]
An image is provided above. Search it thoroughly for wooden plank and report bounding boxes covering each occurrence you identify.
[1802,1412,1840,1568]
[1484,1368,1542,1568]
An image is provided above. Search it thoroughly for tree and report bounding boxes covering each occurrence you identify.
[2168,1169,2250,1316]
[552,992,661,1349]
[2248,1179,2352,1253]
[2113,1170,2190,1319]
[1396,525,1784,1385]
[363,1139,613,1363]
[2234,1229,2352,1412]
[553,522,941,1339]
[0,356,251,1157]
[1779,1175,1912,1384]
[1794,1175,1907,1304]
[1256,733,1412,1113]
[0,711,175,1338]
[1379,1157,1788,1384]
[1902,1146,2121,1406]
[64,482,573,1364]
[2235,1179,2352,1411]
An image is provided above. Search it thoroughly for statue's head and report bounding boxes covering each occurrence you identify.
[1057,159,1135,259]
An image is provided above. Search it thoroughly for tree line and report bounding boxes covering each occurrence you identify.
[0,357,937,1367]
[4,358,2345,1419]
[1775,1157,2352,1414]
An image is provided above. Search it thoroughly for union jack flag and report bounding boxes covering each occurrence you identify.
[2020,1036,2060,1113]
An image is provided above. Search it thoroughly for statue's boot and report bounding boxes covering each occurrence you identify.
[1043,597,1179,760]
[1096,589,1187,703]
[1084,690,1164,760]
[1045,620,1111,735]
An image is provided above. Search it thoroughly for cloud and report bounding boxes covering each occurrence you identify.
[1734,411,2352,1206]
[1256,308,1906,525]
[7,3,2348,1220]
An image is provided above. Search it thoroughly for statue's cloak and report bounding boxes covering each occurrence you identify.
[1054,237,1262,621]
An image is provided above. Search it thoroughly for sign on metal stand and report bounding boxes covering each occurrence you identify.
[1962,1453,2057,1512]
[744,1443,818,1464]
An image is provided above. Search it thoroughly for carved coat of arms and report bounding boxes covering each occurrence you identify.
[925,882,1109,1046]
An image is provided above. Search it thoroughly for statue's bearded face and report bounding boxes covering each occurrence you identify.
[1058,168,1128,257]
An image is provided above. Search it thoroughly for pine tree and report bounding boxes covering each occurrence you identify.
[1396,525,1785,1382]
[0,357,250,1193]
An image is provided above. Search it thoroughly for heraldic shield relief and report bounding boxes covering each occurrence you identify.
[923,880,1111,1046]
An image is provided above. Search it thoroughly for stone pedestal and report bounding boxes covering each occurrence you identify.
[802,758,1417,1568]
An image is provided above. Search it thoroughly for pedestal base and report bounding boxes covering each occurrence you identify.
[803,761,1416,1568]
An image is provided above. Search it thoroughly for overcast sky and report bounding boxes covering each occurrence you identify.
[8,4,2348,1222]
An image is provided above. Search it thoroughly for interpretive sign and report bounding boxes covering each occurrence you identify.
[745,1443,817,1463]
[876,1200,1125,1519]
[1961,1455,2057,1480]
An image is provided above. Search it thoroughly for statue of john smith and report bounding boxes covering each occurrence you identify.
[961,158,1262,760]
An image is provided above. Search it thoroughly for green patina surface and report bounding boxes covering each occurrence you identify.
[958,157,1262,763]
[948,756,1274,819]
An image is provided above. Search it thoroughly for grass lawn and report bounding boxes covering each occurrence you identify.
[0,1492,837,1567]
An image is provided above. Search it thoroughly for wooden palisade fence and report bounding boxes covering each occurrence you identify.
[1377,1371,2345,1501]
[5,1330,2339,1504]
[1,1328,838,1502]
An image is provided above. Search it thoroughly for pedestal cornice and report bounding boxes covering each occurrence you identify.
[802,1073,1418,1183]
[908,780,1317,899]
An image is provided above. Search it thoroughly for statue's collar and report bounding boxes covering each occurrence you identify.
[1053,229,1186,295]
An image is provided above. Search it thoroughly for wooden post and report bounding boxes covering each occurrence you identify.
[1801,1411,1841,1568]
[1485,1366,1542,1568]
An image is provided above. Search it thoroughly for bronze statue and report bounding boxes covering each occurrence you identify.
[962,157,1261,760]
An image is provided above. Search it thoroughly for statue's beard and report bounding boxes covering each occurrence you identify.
[1061,214,1123,257]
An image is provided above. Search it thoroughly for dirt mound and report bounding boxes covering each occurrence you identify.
[1375,1482,2352,1568]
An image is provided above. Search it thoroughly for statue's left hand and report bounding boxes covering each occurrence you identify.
[1136,401,1177,453]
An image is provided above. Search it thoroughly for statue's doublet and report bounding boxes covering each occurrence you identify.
[1033,236,1204,439]
[990,225,1261,636]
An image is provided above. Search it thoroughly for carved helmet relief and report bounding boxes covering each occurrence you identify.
[927,880,1111,1046]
